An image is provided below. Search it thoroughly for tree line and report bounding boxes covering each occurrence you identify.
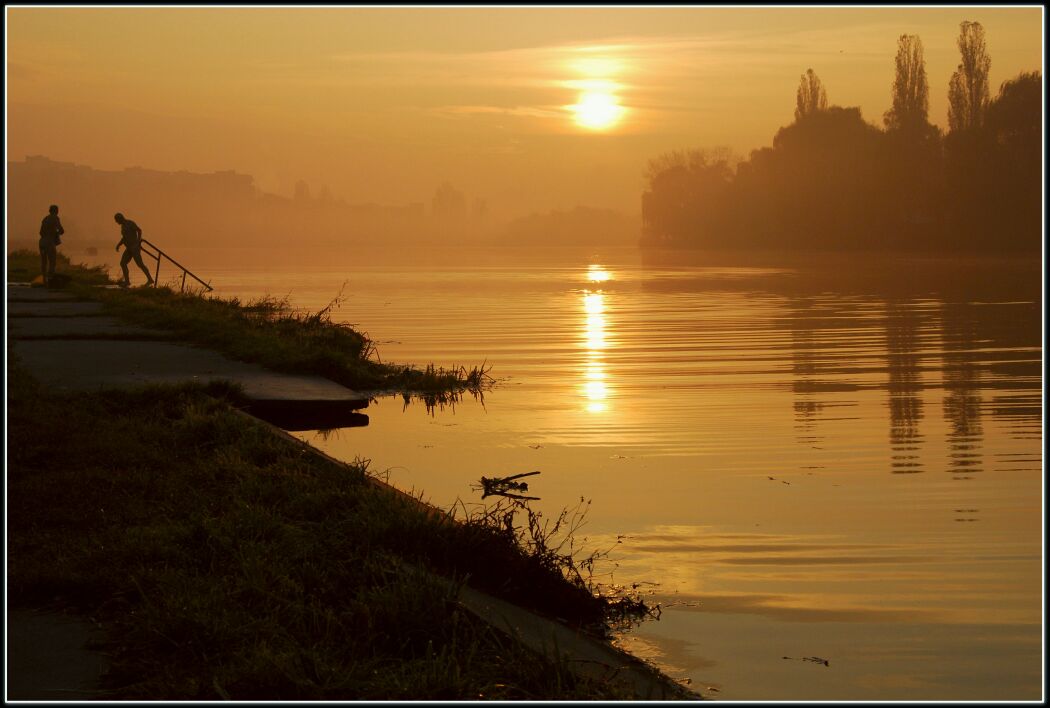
[641,21,1041,253]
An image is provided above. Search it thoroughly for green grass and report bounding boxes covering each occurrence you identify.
[7,247,110,286]
[6,249,491,397]
[7,361,657,700]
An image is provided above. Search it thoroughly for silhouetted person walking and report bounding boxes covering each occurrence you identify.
[114,213,154,287]
[38,204,64,286]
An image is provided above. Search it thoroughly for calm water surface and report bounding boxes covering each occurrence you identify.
[139,245,1042,700]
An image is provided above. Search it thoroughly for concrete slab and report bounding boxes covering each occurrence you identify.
[244,403,370,431]
[6,284,80,302]
[10,339,369,408]
[6,609,109,700]
[385,558,697,700]
[7,316,172,340]
[7,301,107,317]
[456,587,695,700]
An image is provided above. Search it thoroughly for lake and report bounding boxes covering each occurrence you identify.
[123,244,1043,700]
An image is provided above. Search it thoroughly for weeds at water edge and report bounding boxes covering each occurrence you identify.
[450,496,660,638]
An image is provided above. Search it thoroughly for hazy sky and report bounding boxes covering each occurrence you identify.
[6,6,1044,219]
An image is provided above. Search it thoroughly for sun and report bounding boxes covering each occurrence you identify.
[572,90,625,130]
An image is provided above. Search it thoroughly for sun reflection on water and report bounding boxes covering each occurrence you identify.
[584,361,608,413]
[587,264,612,283]
[581,265,612,413]
[586,318,606,349]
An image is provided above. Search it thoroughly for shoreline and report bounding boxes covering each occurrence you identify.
[5,262,695,700]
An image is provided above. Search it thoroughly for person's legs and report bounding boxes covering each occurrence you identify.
[131,250,154,284]
[119,250,132,284]
[39,244,57,284]
[45,245,57,281]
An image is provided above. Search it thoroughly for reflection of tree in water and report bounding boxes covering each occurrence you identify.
[789,298,825,443]
[982,298,1043,456]
[884,300,926,473]
[940,302,984,480]
[786,297,863,445]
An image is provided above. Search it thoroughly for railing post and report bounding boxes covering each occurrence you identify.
[181,271,187,293]
[154,254,161,286]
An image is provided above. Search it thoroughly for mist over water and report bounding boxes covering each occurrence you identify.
[107,243,1041,701]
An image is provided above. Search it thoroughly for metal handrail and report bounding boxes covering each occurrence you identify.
[138,238,213,293]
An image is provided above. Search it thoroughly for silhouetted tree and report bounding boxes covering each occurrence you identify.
[948,21,991,132]
[795,69,828,121]
[881,34,942,245]
[636,21,1038,254]
[985,71,1041,151]
[884,35,930,132]
[982,71,1042,249]
[944,21,994,248]
[641,149,735,246]
[771,106,885,247]
[730,146,780,245]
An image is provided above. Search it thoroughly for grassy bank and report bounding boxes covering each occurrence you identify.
[7,248,110,287]
[7,360,657,699]
[7,249,489,398]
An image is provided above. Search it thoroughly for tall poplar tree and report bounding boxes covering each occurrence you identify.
[795,69,828,121]
[884,35,930,131]
[948,21,991,132]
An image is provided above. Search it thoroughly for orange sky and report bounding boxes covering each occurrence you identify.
[6,6,1044,220]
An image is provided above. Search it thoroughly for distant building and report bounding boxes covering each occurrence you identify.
[431,182,466,220]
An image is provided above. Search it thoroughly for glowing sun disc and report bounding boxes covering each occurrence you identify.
[573,91,624,130]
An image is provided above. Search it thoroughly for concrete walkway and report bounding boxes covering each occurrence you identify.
[7,284,370,430]
[6,610,110,701]
[457,586,694,699]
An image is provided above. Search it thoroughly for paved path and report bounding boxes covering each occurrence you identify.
[6,610,109,701]
[8,300,107,317]
[7,284,369,430]
[456,585,694,699]
[8,315,172,339]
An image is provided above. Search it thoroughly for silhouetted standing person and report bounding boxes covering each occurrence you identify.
[38,204,64,286]
[114,213,154,287]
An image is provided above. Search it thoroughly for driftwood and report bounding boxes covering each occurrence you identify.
[782,656,830,667]
[476,471,541,500]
